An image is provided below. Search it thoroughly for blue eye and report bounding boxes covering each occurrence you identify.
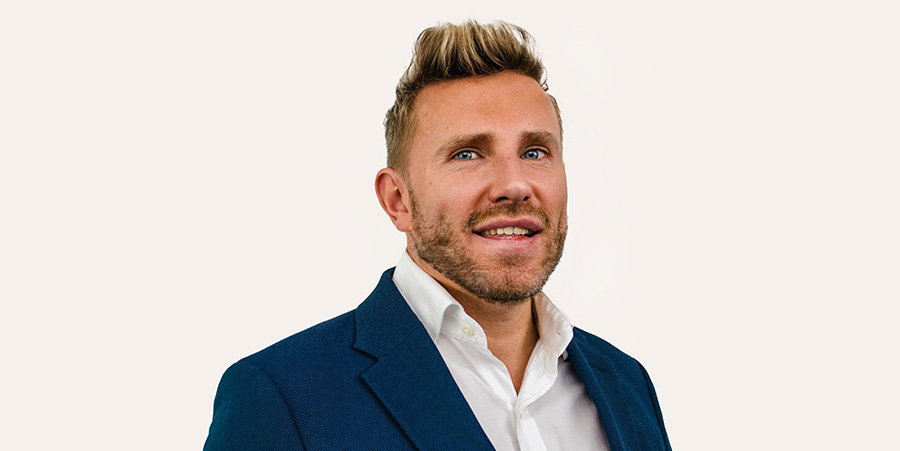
[454,150,478,160]
[523,149,545,160]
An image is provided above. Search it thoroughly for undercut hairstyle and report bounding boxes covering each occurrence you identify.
[384,20,561,174]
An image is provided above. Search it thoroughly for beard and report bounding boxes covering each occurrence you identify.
[409,192,567,304]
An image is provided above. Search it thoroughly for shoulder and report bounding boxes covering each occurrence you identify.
[571,327,640,368]
[569,327,653,387]
[212,308,381,421]
[218,268,410,390]
[569,327,671,448]
[235,310,370,382]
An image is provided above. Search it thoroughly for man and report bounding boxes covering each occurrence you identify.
[204,20,671,451]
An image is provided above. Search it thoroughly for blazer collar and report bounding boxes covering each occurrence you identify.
[354,269,494,451]
[566,331,641,451]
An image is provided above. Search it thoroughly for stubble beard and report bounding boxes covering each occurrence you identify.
[409,192,567,304]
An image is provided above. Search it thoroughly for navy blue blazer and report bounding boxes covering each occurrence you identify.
[204,269,671,450]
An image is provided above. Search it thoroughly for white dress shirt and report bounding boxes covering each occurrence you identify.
[393,252,610,451]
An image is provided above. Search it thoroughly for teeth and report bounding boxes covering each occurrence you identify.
[483,226,531,236]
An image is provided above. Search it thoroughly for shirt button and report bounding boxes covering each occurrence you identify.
[461,325,475,337]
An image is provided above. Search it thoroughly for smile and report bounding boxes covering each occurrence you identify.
[476,226,536,237]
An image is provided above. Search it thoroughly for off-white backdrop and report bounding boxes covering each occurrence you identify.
[2,1,897,450]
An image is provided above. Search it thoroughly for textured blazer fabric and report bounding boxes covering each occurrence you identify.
[203,269,672,451]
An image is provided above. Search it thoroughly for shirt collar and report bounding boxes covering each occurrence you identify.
[392,251,459,342]
[392,252,574,357]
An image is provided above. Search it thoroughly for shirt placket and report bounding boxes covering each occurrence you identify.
[514,342,559,451]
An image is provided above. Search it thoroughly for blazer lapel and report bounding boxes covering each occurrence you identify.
[567,334,640,451]
[355,269,494,451]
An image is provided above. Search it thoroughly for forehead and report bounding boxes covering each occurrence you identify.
[409,71,561,151]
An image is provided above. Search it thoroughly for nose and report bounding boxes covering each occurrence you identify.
[487,154,533,204]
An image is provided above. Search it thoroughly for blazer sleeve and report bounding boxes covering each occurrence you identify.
[639,362,672,451]
[203,360,305,451]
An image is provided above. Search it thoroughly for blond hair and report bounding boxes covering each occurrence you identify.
[384,20,560,173]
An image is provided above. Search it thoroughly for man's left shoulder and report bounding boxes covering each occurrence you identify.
[569,327,672,449]
[569,327,650,377]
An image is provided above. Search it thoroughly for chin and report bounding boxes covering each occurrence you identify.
[454,259,554,304]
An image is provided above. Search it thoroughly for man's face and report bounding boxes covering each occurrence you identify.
[403,71,568,304]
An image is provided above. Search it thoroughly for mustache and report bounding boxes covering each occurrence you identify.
[465,203,550,230]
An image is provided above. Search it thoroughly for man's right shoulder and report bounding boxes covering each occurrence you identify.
[219,268,406,386]
[229,309,370,381]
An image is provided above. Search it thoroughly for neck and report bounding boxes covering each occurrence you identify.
[452,288,539,393]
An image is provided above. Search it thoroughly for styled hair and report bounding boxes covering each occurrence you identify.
[384,20,560,173]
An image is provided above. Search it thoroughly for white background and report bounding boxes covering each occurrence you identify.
[2,1,898,450]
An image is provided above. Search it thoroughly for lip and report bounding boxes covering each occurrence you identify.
[472,217,543,235]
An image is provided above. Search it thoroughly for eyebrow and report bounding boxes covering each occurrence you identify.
[521,130,560,148]
[436,130,559,157]
[437,133,493,156]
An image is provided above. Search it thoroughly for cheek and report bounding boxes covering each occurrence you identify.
[558,183,569,210]
[439,177,483,204]
[540,173,568,211]
[411,189,455,224]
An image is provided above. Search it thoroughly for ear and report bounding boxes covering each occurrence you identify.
[375,168,411,232]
